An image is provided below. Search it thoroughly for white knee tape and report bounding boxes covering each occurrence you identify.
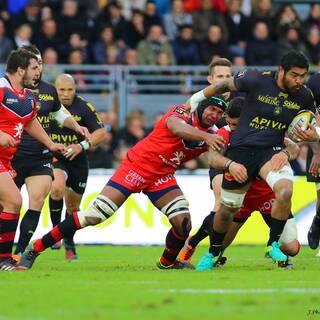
[279,218,297,245]
[220,189,246,208]
[161,195,189,220]
[265,165,294,190]
[77,195,118,226]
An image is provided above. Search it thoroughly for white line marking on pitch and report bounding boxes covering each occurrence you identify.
[154,288,320,294]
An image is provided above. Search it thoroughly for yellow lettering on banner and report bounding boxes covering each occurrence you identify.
[124,196,154,227]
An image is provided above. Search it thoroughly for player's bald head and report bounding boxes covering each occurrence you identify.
[55,73,75,87]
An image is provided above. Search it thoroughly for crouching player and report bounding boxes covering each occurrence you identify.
[17,96,228,270]
[179,97,300,268]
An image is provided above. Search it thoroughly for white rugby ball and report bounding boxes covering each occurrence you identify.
[287,110,316,142]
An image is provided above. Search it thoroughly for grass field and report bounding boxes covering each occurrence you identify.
[1,245,320,320]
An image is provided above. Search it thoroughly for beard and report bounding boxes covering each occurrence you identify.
[283,76,301,94]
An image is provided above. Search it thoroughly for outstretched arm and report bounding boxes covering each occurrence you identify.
[185,78,237,112]
[166,115,225,150]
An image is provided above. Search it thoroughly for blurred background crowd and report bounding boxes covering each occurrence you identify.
[0,0,318,173]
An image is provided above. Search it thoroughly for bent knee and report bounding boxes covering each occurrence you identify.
[174,217,192,237]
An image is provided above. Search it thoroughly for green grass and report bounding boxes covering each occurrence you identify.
[1,245,320,320]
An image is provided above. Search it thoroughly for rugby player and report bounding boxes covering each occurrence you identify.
[187,51,319,270]
[0,49,65,270]
[47,73,106,261]
[17,94,230,270]
[13,46,91,257]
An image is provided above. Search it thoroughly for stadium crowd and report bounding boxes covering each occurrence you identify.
[0,0,318,172]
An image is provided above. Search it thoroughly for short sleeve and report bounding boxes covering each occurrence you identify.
[165,105,189,123]
[82,100,104,132]
[233,69,260,93]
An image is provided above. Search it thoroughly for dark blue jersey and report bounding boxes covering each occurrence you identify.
[14,80,61,157]
[50,95,103,165]
[230,70,316,147]
[306,73,320,110]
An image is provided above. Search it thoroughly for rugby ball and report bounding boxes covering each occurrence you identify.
[287,110,316,142]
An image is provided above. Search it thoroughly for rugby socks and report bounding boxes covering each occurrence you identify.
[0,212,19,259]
[189,211,215,248]
[209,228,226,257]
[49,197,63,227]
[33,212,81,253]
[267,217,287,246]
[63,211,76,251]
[160,227,187,266]
[15,209,40,254]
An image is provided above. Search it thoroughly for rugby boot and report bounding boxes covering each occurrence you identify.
[308,216,320,250]
[278,257,293,270]
[156,260,194,270]
[195,252,218,271]
[15,241,39,270]
[0,257,17,271]
[179,241,195,263]
[265,241,287,262]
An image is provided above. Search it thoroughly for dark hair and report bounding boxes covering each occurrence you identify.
[225,96,245,118]
[280,51,309,72]
[19,45,41,56]
[6,49,38,74]
[209,57,232,75]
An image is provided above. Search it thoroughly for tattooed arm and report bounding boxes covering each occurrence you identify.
[185,78,237,112]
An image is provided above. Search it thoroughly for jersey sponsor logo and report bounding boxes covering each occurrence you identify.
[78,182,86,188]
[43,162,52,169]
[249,116,287,130]
[258,198,274,213]
[159,151,186,168]
[13,122,24,139]
[38,94,54,101]
[5,98,19,104]
[50,133,79,144]
[154,174,175,187]
[257,94,300,110]
[236,70,247,79]
[125,170,146,187]
[173,106,188,116]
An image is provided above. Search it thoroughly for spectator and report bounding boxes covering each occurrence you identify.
[124,49,138,65]
[13,23,32,48]
[163,0,193,40]
[120,0,147,20]
[304,3,320,36]
[67,49,87,89]
[232,55,246,66]
[172,24,200,65]
[306,28,320,66]
[112,110,146,163]
[92,25,126,64]
[143,0,163,32]
[246,21,277,66]
[274,3,302,38]
[97,1,127,41]
[67,32,89,63]
[0,18,14,63]
[124,9,146,48]
[36,18,64,58]
[199,24,229,63]
[136,24,175,65]
[42,47,62,83]
[225,0,251,57]
[250,0,275,39]
[57,0,89,42]
[276,26,309,63]
[192,0,228,42]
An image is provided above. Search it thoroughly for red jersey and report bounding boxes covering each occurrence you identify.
[0,77,37,161]
[127,105,216,176]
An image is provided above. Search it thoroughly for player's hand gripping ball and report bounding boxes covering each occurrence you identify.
[287,110,316,142]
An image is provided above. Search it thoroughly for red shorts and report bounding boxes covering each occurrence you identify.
[108,157,179,201]
[0,158,16,178]
[234,190,274,221]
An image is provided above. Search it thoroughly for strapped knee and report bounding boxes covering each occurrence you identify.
[266,165,294,190]
[161,195,189,220]
[220,189,245,209]
[78,195,118,226]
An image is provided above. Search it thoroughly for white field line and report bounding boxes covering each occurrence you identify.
[153,288,320,294]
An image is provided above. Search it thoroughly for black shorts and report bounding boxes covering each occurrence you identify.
[221,146,282,190]
[12,156,54,189]
[306,146,320,182]
[208,168,223,189]
[53,158,88,195]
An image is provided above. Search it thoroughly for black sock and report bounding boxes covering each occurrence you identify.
[160,227,187,266]
[209,228,226,257]
[315,206,320,224]
[267,217,287,246]
[49,197,63,227]
[0,212,19,259]
[15,209,40,254]
[63,211,76,250]
[189,211,215,248]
